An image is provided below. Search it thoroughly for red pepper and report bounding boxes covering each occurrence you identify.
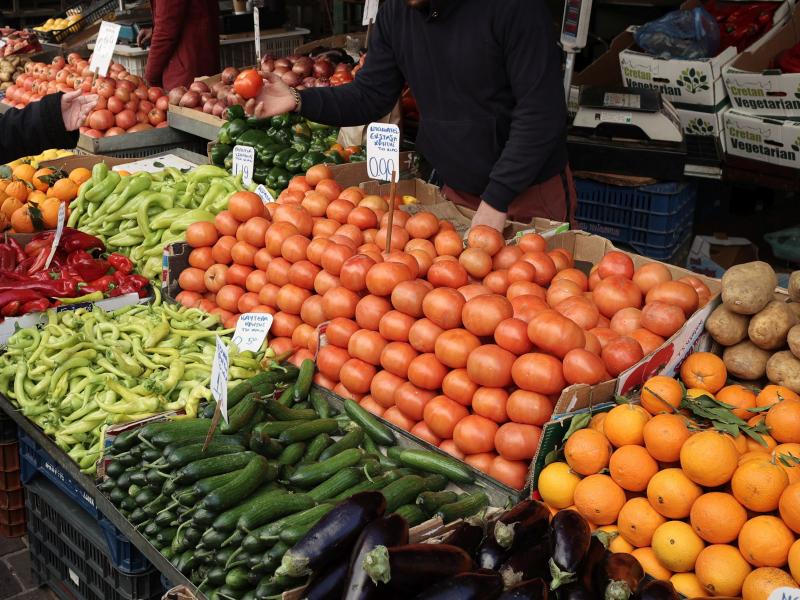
[24,235,53,258]
[26,248,50,275]
[0,289,45,314]
[82,275,116,294]
[67,250,109,282]
[7,238,25,265]
[0,244,16,271]
[1,301,21,317]
[60,229,105,253]
[112,274,149,297]
[20,298,50,314]
[108,253,134,275]
[0,278,77,297]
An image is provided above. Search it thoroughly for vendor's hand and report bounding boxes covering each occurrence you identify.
[60,89,98,131]
[137,27,152,48]
[470,201,507,233]
[253,72,299,118]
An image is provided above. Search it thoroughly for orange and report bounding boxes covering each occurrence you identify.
[4,180,28,202]
[68,167,91,185]
[617,497,666,547]
[747,433,778,454]
[749,414,767,427]
[732,459,789,512]
[49,178,78,202]
[603,404,650,448]
[643,414,691,463]
[12,163,36,183]
[10,205,35,233]
[0,179,9,193]
[572,473,626,525]
[31,167,54,192]
[26,190,45,205]
[695,544,753,597]
[640,375,683,414]
[632,547,673,581]
[563,428,611,476]
[789,540,800,583]
[726,432,750,455]
[117,169,131,177]
[39,198,61,229]
[686,387,714,401]
[742,568,798,600]
[646,468,703,519]
[609,445,659,491]
[680,352,727,393]
[537,462,581,509]
[779,482,800,534]
[589,412,606,434]
[757,384,800,408]
[690,492,748,544]
[598,525,635,553]
[766,399,800,443]
[0,197,21,220]
[738,516,795,567]
[679,430,739,487]
[740,450,773,465]
[670,573,708,599]
[651,520,705,572]
[717,384,758,419]
[774,443,800,484]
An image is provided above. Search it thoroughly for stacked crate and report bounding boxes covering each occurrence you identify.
[0,413,24,537]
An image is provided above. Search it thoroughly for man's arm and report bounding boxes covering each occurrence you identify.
[481,0,567,212]
[144,0,188,86]
[0,92,79,163]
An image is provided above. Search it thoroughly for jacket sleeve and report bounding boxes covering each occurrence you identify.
[0,92,77,164]
[481,0,568,211]
[298,3,405,127]
[145,0,189,86]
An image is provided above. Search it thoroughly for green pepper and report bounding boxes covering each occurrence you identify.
[324,132,339,147]
[292,122,311,139]
[301,151,327,172]
[348,151,366,163]
[323,150,344,165]
[270,129,292,146]
[273,148,296,169]
[285,152,304,174]
[247,116,273,128]
[224,105,245,121]
[270,114,291,128]
[257,143,286,167]
[291,138,310,154]
[253,163,270,185]
[227,118,249,143]
[307,120,330,131]
[236,129,270,150]
[266,167,291,190]
[217,122,233,145]
[211,143,232,166]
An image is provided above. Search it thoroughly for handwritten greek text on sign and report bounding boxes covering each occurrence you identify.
[232,145,256,186]
[366,123,400,182]
[211,336,230,423]
[232,313,273,353]
[255,184,275,204]
[89,21,122,77]
[767,587,800,600]
[44,202,66,269]
[362,0,379,25]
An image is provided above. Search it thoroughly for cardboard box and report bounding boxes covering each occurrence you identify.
[675,103,730,149]
[723,108,800,168]
[687,233,760,278]
[723,9,800,118]
[328,151,418,187]
[568,32,628,116]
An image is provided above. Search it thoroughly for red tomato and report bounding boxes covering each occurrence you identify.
[434,329,481,368]
[233,69,263,98]
[407,353,448,390]
[423,395,469,439]
[512,353,566,395]
[494,318,534,356]
[593,276,643,318]
[216,285,245,312]
[288,260,321,291]
[383,406,416,431]
[466,345,515,388]
[366,261,413,296]
[405,212,439,239]
[189,247,215,270]
[458,284,492,302]
[645,281,699,317]
[395,381,437,421]
[186,221,218,248]
[527,310,586,359]
[489,456,529,489]
[355,295,392,331]
[598,251,635,279]
[493,246,524,270]
[630,328,665,355]
[462,294,513,337]
[467,225,504,256]
[326,317,360,349]
[359,396,386,417]
[562,348,608,385]
[517,233,546,253]
[610,307,643,336]
[601,336,644,376]
[520,252,557,287]
[348,329,388,366]
[340,254,376,292]
[178,267,206,293]
[427,260,469,289]
[391,279,431,317]
[472,387,509,423]
[322,286,360,320]
[439,440,466,460]
[408,318,444,353]
[546,279,583,308]
[276,284,310,315]
[633,263,672,294]
[555,296,600,331]
[640,301,685,338]
[338,358,376,394]
[370,370,404,408]
[378,310,416,342]
[380,341,419,378]
[506,390,553,426]
[552,268,589,291]
[442,369,478,407]
[495,423,541,460]
[453,415,498,454]
[422,288,465,330]
[300,295,326,327]
[511,294,549,324]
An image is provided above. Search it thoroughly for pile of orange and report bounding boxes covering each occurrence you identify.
[537,351,800,600]
[0,164,88,232]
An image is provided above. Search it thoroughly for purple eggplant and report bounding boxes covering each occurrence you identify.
[497,578,549,600]
[440,522,485,558]
[362,544,474,596]
[413,570,503,600]
[499,500,551,526]
[634,580,679,600]
[499,535,551,589]
[277,491,386,578]
[304,560,348,600]
[343,514,409,600]
[593,553,644,600]
[477,535,510,571]
[548,510,591,590]
[579,535,610,592]
[557,582,593,600]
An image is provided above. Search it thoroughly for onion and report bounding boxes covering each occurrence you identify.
[302,76,317,87]
[179,90,201,108]
[211,81,226,94]
[200,92,211,104]
[216,85,229,101]
[335,62,351,73]
[221,67,239,85]
[313,59,334,78]
[261,58,275,73]
[203,99,216,113]
[189,81,210,94]
[293,57,313,77]
[275,58,291,69]
[315,77,330,87]
[168,86,186,105]
[286,54,302,64]
[227,92,244,106]
[281,71,301,87]
[273,66,289,76]
[212,103,225,117]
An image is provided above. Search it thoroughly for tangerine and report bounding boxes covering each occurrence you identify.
[742,568,799,600]
[779,482,800,534]
[50,178,78,202]
[10,205,35,233]
[717,384,758,419]
[609,445,659,491]
[789,540,800,583]
[31,167,53,192]
[756,384,800,408]
[563,428,611,476]
[651,521,705,573]
[695,544,753,597]
[537,462,581,509]
[774,443,800,484]
[738,516,795,568]
[670,573,708,599]
[68,167,92,185]
[642,414,691,463]
[12,163,35,182]
[766,399,800,443]
[680,352,727,393]
[731,459,789,513]
[632,547,673,581]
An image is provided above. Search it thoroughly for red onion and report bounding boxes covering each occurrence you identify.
[189,81,210,94]
[275,58,291,69]
[302,76,317,87]
[315,77,330,87]
[335,62,351,73]
[200,92,212,103]
[281,71,301,87]
[168,86,187,105]
[313,59,334,78]
[203,99,216,113]
[212,103,225,117]
[261,58,275,73]
[221,67,239,85]
[286,54,302,64]
[179,90,201,108]
[273,66,289,76]
[216,85,229,101]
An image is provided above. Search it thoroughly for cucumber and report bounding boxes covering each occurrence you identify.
[309,389,330,419]
[307,467,363,502]
[141,447,162,463]
[139,418,213,442]
[193,508,218,528]
[330,470,407,501]
[288,448,363,488]
[109,487,125,505]
[423,474,449,491]
[110,429,141,452]
[207,566,227,587]
[248,430,283,458]
[157,431,242,450]
[128,507,148,525]
[436,491,489,523]
[300,433,332,464]
[255,420,307,437]
[192,469,245,495]
[221,394,260,434]
[256,504,334,546]
[262,541,289,571]
[265,399,317,421]
[278,419,340,444]
[183,527,202,545]
[225,566,251,590]
[416,490,459,515]
[277,441,306,466]
[156,527,178,546]
[143,495,169,516]
[166,442,246,468]
[396,448,475,484]
[380,475,429,513]
[211,488,286,533]
[129,471,148,487]
[237,492,315,533]
[343,398,396,446]
[97,478,116,494]
[394,503,428,526]
[202,456,274,512]
[134,487,157,506]
[119,496,137,513]
[293,359,314,402]
[143,522,159,537]
[145,468,168,487]
[317,425,364,461]
[105,461,124,479]
[173,451,255,484]
[215,547,237,567]
[200,528,228,549]
[279,519,317,546]
[116,471,132,489]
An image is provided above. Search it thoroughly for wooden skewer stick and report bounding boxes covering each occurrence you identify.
[384,170,397,255]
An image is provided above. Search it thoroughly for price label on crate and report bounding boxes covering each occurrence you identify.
[255,184,274,204]
[44,202,66,269]
[211,336,230,422]
[363,0,379,24]
[366,123,400,182]
[232,313,273,353]
[232,145,256,186]
[89,21,122,77]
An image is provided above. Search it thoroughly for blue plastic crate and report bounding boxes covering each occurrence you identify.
[575,179,696,255]
[18,430,150,574]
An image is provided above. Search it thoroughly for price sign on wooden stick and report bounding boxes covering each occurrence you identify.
[89,21,121,77]
[366,123,400,182]
[384,171,398,255]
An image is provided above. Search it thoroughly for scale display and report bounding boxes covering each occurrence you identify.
[561,0,591,50]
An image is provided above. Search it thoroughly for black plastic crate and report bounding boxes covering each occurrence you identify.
[26,476,164,600]
[0,412,16,443]
[35,0,115,44]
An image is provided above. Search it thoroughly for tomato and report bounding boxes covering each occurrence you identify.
[422,288,465,330]
[507,260,536,284]
[589,327,619,350]
[506,390,552,426]
[454,415,499,454]
[433,230,463,257]
[467,225,504,256]
[228,191,265,221]
[520,252,557,287]
[383,406,416,431]
[439,440,466,460]
[380,341,419,378]
[494,318,533,356]
[326,199,355,224]
[274,204,313,237]
[338,358,376,394]
[407,421,440,445]
[391,280,430,317]
[489,456,529,489]
[593,276,643,318]
[548,250,571,272]
[598,251,635,279]
[179,267,206,293]
[355,295,392,331]
[552,268,589,291]
[562,348,608,385]
[365,261,413,296]
[306,238,330,266]
[239,217,270,248]
[466,344,515,388]
[257,283,280,307]
[378,310,416,342]
[640,300,685,338]
[588,268,602,291]
[555,296,599,331]
[395,381,437,421]
[455,284,489,302]
[645,281,699,317]
[300,191,329,218]
[288,260,321,290]
[385,251,420,279]
[423,395,469,439]
[233,69,263,98]
[405,238,436,258]
[231,241,258,266]
[494,422,541,461]
[215,210,240,236]
[211,235,236,264]
[266,222,299,257]
[512,353,566,395]
[405,212,439,239]
[609,307,642,336]
[507,281,546,301]
[313,372,336,390]
[408,318,444,353]
[275,284,310,315]
[359,396,386,417]
[203,264,228,293]
[280,235,310,264]
[370,370,404,408]
[678,275,711,308]
[326,317,359,349]
[517,233,546,253]
[483,270,510,295]
[510,294,549,324]
[299,295,326,327]
[266,257,291,286]
[439,369,476,408]
[630,328,665,355]
[375,225,410,252]
[313,219,339,239]
[271,310,302,337]
[408,353,448,390]
[426,260,469,289]
[527,310,585,359]
[434,329,481,369]
[493,245,523,270]
[176,291,202,308]
[472,387,509,423]
[348,329,388,366]
[314,270,342,295]
[186,221,218,248]
[336,224,365,248]
[546,279,583,308]
[461,294,514,337]
[306,165,333,187]
[216,285,245,312]
[633,263,672,294]
[189,247,215,270]
[322,286,360,320]
[601,336,644,376]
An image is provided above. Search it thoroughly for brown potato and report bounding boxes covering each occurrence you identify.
[766,351,800,393]
[788,302,800,321]
[748,300,798,350]
[721,261,777,315]
[790,271,800,303]
[723,341,771,381]
[706,304,749,347]
[789,324,800,360]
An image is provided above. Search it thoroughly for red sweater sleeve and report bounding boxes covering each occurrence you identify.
[144,0,190,86]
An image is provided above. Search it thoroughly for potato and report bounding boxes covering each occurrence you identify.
[706,304,750,346]
[721,261,777,315]
[766,351,800,393]
[788,302,800,321]
[789,324,800,360]
[723,341,771,381]
[748,300,798,350]
[790,271,800,302]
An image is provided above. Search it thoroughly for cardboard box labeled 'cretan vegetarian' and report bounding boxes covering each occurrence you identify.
[723,108,800,168]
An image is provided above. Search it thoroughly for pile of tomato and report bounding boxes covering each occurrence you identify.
[175,164,713,490]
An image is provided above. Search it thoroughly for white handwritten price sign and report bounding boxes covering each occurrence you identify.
[211,336,230,422]
[255,184,275,204]
[362,0,379,25]
[767,587,800,600]
[44,202,66,269]
[89,21,122,77]
[366,123,400,182]
[232,313,273,353]
[232,145,256,186]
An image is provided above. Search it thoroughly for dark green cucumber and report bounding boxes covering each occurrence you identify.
[394,503,428,526]
[417,490,459,515]
[211,488,286,533]
[207,566,227,587]
[225,566,251,590]
[265,399,317,421]
[317,425,364,461]
[293,359,314,402]
[380,475,430,512]
[287,448,363,488]
[300,433,332,464]
[256,504,334,546]
[255,420,306,437]
[200,528,228,549]
[155,527,178,546]
[141,447,162,463]
[192,469,245,496]
[202,456,274,512]
[309,388,330,419]
[134,487,157,506]
[105,461,124,479]
[236,491,315,533]
[119,496,137,512]
[145,468,168,487]
[192,507,218,527]
[277,442,306,466]
[173,451,255,484]
[396,448,475,484]
[278,419,339,443]
[248,429,283,458]
[221,393,260,434]
[215,547,237,567]
[166,442,245,468]
[139,419,214,442]
[307,467,363,502]
[330,470,408,501]
[343,398,396,446]
[110,429,141,452]
[436,491,489,523]
[278,519,317,545]
[228,368,298,407]
[108,487,125,505]
[183,527,202,545]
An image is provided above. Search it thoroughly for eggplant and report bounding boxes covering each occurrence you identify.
[441,522,485,558]
[548,510,591,590]
[497,578,549,600]
[499,500,551,526]
[304,560,348,600]
[477,534,510,571]
[362,544,474,596]
[592,553,644,600]
[578,535,610,592]
[557,582,593,600]
[498,535,551,589]
[343,514,410,600]
[413,571,503,600]
[635,580,679,600]
[277,491,386,578]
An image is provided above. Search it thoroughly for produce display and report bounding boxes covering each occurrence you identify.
[537,359,800,597]
[67,163,245,281]
[0,54,29,92]
[99,359,490,599]
[0,29,41,58]
[33,13,82,34]
[175,166,712,489]
[0,296,265,473]
[5,148,73,169]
